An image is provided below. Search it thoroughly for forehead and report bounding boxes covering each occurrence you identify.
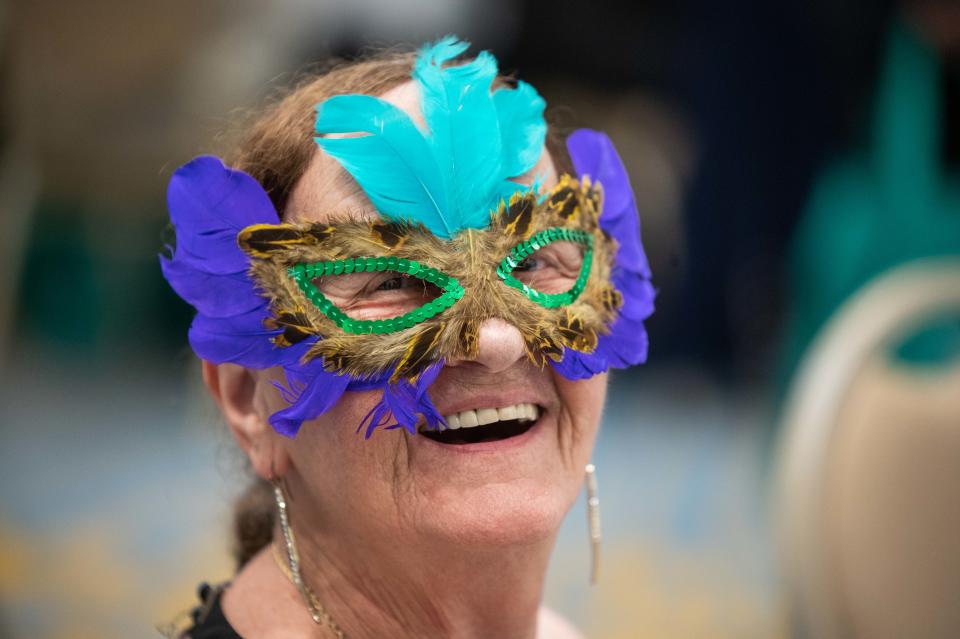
[284,79,558,225]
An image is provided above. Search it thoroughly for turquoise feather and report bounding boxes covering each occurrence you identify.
[314,36,547,238]
[315,94,453,235]
[415,40,500,230]
[494,80,547,179]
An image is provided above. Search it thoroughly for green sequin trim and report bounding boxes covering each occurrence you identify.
[496,227,594,308]
[287,258,463,334]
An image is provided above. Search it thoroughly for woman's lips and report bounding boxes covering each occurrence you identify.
[418,402,540,432]
[417,402,544,448]
[416,367,553,450]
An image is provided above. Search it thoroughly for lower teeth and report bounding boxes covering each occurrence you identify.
[421,418,535,445]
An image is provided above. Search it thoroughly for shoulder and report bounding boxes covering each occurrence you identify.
[537,606,585,639]
[175,582,242,639]
[220,546,317,637]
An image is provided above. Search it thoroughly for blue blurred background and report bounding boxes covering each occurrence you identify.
[2,1,959,637]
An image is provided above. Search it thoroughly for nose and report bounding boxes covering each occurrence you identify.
[453,318,526,373]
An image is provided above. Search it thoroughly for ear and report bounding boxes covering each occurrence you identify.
[201,361,290,480]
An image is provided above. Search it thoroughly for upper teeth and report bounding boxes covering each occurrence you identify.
[438,403,540,430]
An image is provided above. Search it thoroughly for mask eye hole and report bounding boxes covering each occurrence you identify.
[496,228,593,308]
[316,271,443,315]
[288,257,463,334]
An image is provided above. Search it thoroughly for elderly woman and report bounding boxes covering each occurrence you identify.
[162,37,653,638]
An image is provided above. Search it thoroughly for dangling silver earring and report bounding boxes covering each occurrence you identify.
[585,463,601,585]
[273,482,323,624]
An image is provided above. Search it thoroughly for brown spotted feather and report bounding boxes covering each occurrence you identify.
[238,175,623,378]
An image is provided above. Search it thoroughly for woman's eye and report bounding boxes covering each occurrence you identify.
[509,242,584,295]
[312,270,443,321]
[376,276,406,291]
[514,257,540,272]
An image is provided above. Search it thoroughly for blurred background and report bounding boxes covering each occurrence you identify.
[1,1,959,637]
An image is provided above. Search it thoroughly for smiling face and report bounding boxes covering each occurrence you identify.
[252,80,608,549]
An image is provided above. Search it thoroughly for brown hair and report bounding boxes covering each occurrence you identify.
[226,49,572,569]
[227,51,420,216]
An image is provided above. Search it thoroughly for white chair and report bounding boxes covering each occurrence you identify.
[775,257,960,638]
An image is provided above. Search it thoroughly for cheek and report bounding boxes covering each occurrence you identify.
[255,367,384,450]
[284,388,396,478]
[553,371,607,464]
[556,371,607,413]
[263,379,413,530]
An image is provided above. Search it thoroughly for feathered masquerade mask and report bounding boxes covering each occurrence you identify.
[161,37,655,438]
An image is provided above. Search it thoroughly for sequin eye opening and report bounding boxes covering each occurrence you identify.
[287,257,463,334]
[495,227,593,308]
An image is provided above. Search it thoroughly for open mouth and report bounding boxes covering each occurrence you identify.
[419,403,541,445]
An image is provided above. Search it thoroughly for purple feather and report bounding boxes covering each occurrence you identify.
[554,129,656,378]
[162,156,282,370]
[165,156,279,273]
[160,258,265,318]
[269,367,352,437]
[362,360,446,438]
[188,309,277,367]
[567,130,652,278]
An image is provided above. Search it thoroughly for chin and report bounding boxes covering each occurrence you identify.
[416,476,577,548]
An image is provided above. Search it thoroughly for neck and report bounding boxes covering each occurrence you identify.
[287,520,556,639]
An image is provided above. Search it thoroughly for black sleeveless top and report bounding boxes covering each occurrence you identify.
[182,582,242,639]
